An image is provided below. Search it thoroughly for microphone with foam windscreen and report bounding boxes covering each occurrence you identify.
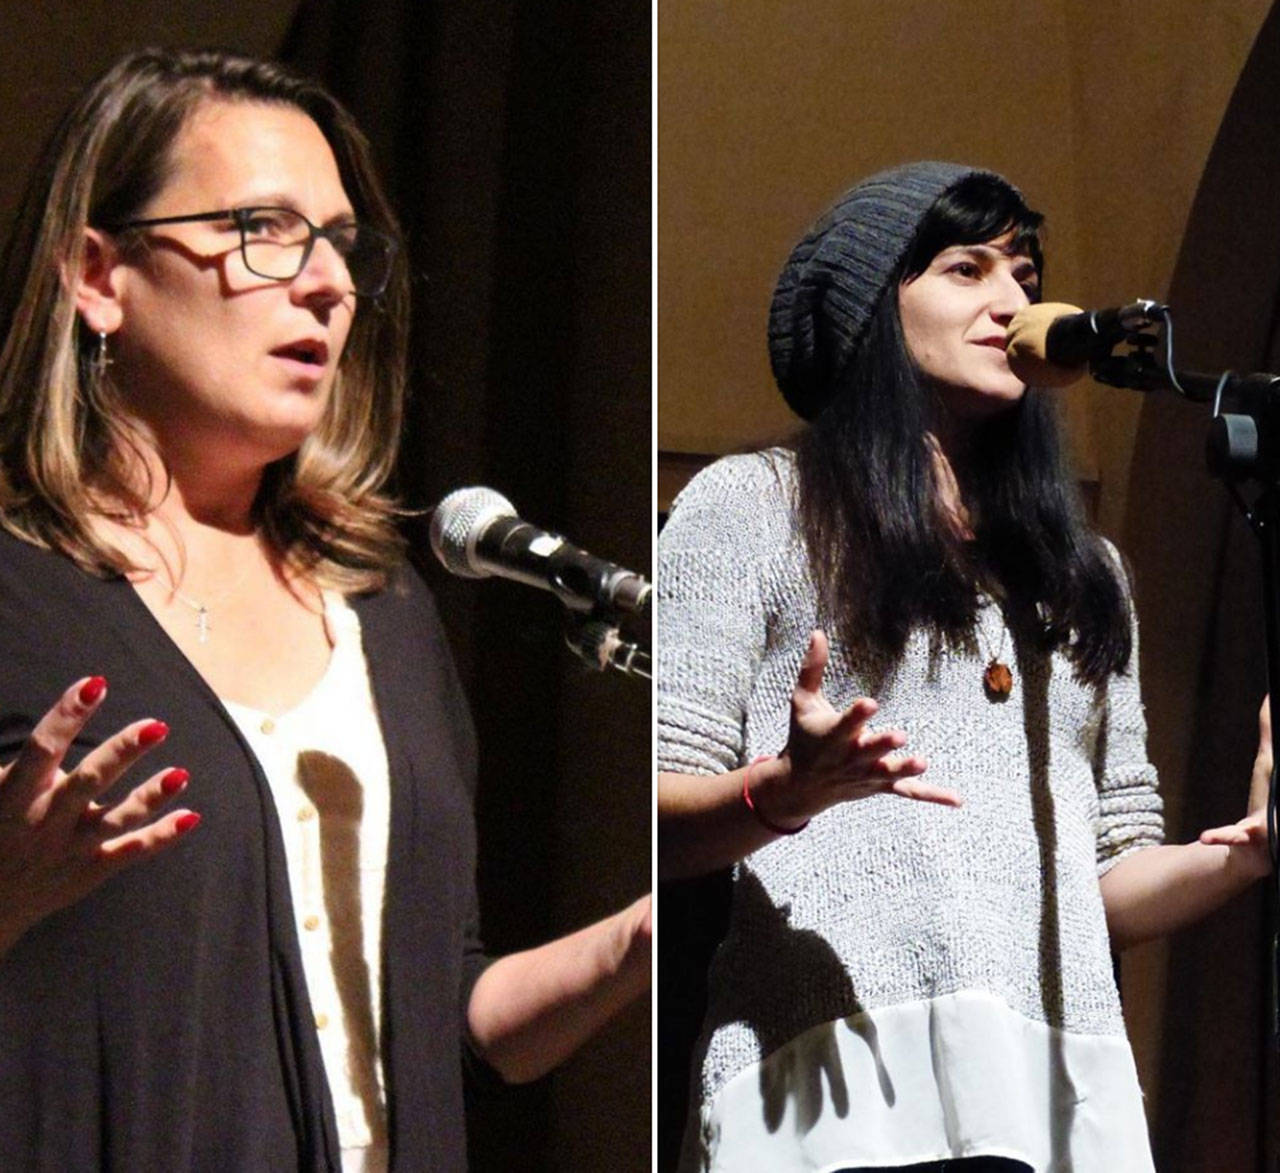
[1006,300,1167,387]
[429,486,651,618]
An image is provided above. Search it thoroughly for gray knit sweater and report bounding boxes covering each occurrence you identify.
[658,450,1164,1112]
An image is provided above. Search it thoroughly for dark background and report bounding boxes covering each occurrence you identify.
[0,3,651,1169]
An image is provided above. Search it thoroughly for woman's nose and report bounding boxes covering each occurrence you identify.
[291,236,351,306]
[987,271,1030,324]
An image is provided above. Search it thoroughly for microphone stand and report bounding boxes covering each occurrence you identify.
[1089,323,1280,1043]
[564,613,652,680]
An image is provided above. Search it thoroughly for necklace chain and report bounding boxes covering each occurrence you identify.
[164,557,258,646]
[171,590,214,643]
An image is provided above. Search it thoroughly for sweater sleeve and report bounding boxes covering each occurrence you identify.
[1094,566,1165,875]
[657,454,786,776]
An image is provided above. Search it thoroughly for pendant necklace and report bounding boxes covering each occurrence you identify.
[977,604,1013,702]
[172,589,214,644]
[166,560,255,646]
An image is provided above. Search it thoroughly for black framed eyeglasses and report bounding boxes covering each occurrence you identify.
[103,206,398,298]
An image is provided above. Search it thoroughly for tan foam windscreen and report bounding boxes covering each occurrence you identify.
[1005,302,1088,388]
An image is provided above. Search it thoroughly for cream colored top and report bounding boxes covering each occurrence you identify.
[224,593,391,1172]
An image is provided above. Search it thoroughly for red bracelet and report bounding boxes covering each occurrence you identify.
[742,754,809,836]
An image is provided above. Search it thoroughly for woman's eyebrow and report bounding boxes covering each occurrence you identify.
[935,243,1001,265]
[228,190,299,210]
[952,243,1039,269]
[227,193,358,226]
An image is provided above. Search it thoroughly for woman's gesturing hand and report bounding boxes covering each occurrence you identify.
[1198,693,1274,879]
[0,676,200,957]
[749,630,962,830]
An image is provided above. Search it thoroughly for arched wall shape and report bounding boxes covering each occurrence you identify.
[1124,3,1280,1166]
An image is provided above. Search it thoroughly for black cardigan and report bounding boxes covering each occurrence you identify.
[0,530,487,1170]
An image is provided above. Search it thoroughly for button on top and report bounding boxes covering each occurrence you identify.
[260,717,276,735]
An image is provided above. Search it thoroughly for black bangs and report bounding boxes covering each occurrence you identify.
[900,173,1044,289]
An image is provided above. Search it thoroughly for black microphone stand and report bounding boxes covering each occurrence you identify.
[563,613,652,680]
[1088,318,1280,1042]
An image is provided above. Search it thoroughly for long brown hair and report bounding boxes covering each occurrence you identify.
[0,48,410,591]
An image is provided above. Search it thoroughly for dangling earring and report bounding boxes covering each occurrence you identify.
[94,330,113,376]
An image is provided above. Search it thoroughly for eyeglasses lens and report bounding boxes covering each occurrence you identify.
[240,209,392,296]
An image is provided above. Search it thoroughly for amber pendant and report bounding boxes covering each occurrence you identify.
[983,659,1013,701]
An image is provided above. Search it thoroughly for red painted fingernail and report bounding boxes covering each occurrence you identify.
[160,768,189,796]
[137,721,169,747]
[79,676,107,705]
[175,812,201,834]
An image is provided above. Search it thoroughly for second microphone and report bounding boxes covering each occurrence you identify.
[429,486,651,618]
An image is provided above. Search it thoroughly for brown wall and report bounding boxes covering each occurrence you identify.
[659,1,1269,519]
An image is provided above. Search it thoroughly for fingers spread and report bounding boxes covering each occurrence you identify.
[1200,826,1249,846]
[846,724,903,760]
[884,776,962,808]
[794,630,830,696]
[98,808,201,865]
[88,768,189,839]
[0,677,109,817]
[1200,816,1266,847]
[831,698,880,740]
[866,751,929,778]
[43,718,169,837]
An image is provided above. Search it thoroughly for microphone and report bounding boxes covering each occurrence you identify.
[429,486,651,617]
[1006,299,1167,387]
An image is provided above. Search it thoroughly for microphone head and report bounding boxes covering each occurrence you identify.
[429,486,517,578]
[1005,302,1088,388]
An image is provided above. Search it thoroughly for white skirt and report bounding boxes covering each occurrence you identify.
[685,989,1155,1173]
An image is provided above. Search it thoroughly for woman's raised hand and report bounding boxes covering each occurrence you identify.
[1198,694,1274,879]
[0,676,199,957]
[749,630,962,830]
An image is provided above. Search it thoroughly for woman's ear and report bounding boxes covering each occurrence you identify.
[66,227,125,336]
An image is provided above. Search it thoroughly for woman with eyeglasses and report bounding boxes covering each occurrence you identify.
[0,48,649,1172]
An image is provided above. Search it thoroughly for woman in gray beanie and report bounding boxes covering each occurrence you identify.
[658,162,1271,1171]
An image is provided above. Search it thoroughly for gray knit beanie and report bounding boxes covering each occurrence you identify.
[768,161,1020,420]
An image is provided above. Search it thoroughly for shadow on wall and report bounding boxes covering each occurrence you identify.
[1124,2,1280,1167]
[281,3,652,1170]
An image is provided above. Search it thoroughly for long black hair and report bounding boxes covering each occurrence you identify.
[793,174,1131,686]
